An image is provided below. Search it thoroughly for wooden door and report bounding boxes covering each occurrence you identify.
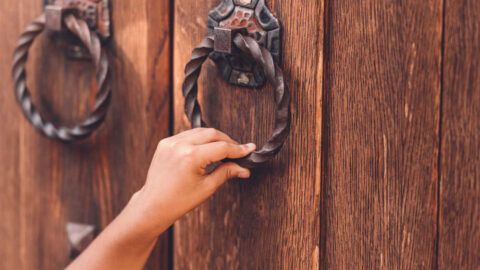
[173,0,479,269]
[1,0,479,269]
[173,0,323,268]
[0,0,171,269]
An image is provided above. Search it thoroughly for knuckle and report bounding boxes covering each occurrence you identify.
[217,141,229,149]
[189,147,199,157]
[238,144,248,152]
[179,145,196,158]
[192,127,205,132]
[217,142,230,158]
[225,168,233,179]
[205,128,219,138]
[157,138,169,149]
[167,140,178,149]
[225,165,238,180]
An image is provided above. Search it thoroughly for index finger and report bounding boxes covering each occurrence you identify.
[194,141,256,167]
[178,128,239,145]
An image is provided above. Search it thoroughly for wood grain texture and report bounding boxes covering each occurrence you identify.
[439,0,480,268]
[321,1,443,269]
[0,0,25,268]
[173,0,324,269]
[0,0,171,269]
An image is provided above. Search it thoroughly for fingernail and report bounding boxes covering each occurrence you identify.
[237,170,250,179]
[244,143,256,151]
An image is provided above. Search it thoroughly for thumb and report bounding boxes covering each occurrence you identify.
[206,162,251,189]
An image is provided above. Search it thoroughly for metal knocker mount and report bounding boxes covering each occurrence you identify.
[207,0,281,88]
[182,2,290,168]
[11,0,112,142]
[44,0,111,59]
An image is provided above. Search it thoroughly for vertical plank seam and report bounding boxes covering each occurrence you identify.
[436,0,447,269]
[168,0,175,269]
[168,0,175,139]
[319,0,330,268]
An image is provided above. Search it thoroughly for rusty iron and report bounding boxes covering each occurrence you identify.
[44,0,110,38]
[44,0,110,59]
[12,13,112,142]
[182,28,290,168]
[207,0,281,88]
[213,27,248,54]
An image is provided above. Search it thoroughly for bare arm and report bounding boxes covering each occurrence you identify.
[66,128,255,270]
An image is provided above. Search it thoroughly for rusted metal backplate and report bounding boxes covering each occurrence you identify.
[208,0,281,88]
[43,0,110,59]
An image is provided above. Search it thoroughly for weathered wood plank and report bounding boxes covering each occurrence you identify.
[439,1,480,268]
[321,1,442,268]
[0,0,171,269]
[173,0,324,268]
[0,0,27,268]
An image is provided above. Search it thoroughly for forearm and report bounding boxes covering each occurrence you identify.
[66,192,170,270]
[67,128,254,269]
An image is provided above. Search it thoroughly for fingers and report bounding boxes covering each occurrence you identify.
[174,128,238,145]
[195,141,256,166]
[206,162,251,191]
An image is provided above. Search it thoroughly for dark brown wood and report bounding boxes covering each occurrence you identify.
[439,1,480,268]
[173,0,324,268]
[0,1,24,268]
[0,0,171,269]
[3,0,480,269]
[321,1,443,269]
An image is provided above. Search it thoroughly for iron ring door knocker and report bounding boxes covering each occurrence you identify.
[12,0,111,142]
[182,26,291,168]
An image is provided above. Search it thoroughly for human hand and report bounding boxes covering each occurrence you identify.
[67,128,255,270]
[131,128,256,237]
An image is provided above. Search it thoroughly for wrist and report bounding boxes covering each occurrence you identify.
[120,188,175,240]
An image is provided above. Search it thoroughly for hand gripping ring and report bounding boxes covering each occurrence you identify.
[12,14,111,142]
[182,34,291,168]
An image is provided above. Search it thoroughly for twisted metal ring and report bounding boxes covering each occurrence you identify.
[182,34,291,168]
[12,13,111,142]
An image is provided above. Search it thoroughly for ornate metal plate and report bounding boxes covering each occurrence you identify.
[207,0,281,88]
